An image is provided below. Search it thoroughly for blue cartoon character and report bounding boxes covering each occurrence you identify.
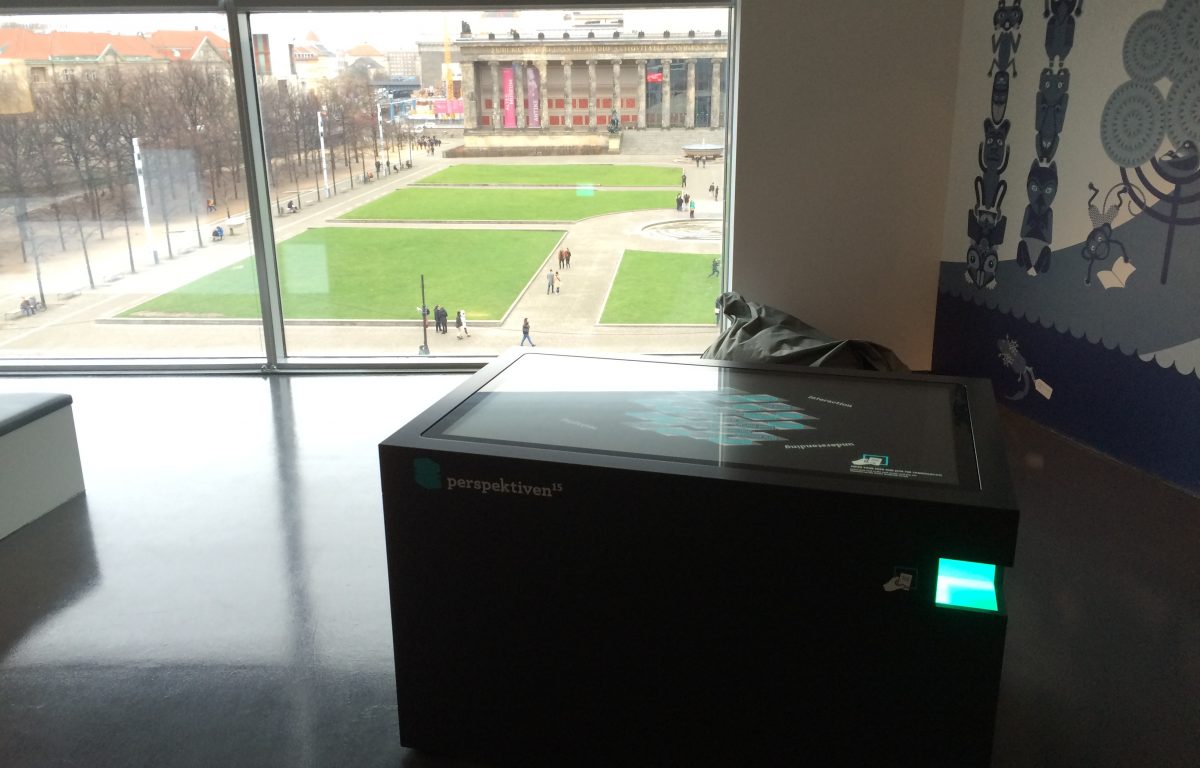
[997,336,1053,400]
[1035,67,1070,162]
[1044,0,1083,66]
[1081,182,1137,287]
[1016,161,1057,275]
[976,118,1011,214]
[989,0,1024,78]
[966,208,1007,290]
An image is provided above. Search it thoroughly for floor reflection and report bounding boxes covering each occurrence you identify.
[0,495,99,663]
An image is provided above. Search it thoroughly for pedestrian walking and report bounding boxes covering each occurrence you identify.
[708,182,715,197]
[676,193,683,212]
[714,185,720,201]
[564,248,571,269]
[520,317,536,346]
[554,271,562,294]
[709,258,720,277]
[558,249,565,269]
[683,193,690,205]
[701,157,706,168]
[681,172,687,188]
[546,267,556,295]
[689,199,696,218]
[456,309,470,338]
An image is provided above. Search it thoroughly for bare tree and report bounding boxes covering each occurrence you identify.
[0,112,49,303]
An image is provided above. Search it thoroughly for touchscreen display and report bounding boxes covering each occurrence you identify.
[424,355,979,489]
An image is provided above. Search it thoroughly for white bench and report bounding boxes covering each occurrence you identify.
[225,215,248,235]
[0,393,85,540]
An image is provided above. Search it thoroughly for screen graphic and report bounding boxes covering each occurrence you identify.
[424,355,980,489]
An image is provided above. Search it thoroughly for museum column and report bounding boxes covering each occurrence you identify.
[612,59,622,125]
[711,59,722,129]
[461,59,477,130]
[685,59,696,129]
[514,61,526,128]
[489,61,501,131]
[587,59,598,131]
[637,60,647,129]
[533,59,546,130]
[661,58,672,129]
[563,59,574,130]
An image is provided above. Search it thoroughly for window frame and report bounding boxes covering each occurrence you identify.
[0,0,739,374]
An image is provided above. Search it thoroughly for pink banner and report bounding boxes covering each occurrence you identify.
[502,67,516,128]
[526,66,541,128]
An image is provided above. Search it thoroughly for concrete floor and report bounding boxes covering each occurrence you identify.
[0,373,1196,767]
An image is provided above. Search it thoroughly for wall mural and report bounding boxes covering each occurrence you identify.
[966,0,1023,291]
[935,0,1200,492]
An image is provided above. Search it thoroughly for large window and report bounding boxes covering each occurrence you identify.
[0,4,733,368]
[0,12,261,363]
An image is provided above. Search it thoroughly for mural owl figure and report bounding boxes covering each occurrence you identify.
[1035,67,1071,162]
[1016,161,1058,274]
[966,209,1007,290]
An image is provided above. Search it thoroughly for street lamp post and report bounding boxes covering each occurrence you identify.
[317,110,331,199]
[377,103,388,175]
[132,137,158,265]
[418,273,430,356]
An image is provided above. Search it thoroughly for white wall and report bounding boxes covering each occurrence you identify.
[730,0,964,369]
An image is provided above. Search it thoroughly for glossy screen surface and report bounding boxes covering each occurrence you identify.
[424,354,980,489]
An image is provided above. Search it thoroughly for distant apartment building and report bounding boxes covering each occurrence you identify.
[0,26,230,112]
[386,51,419,79]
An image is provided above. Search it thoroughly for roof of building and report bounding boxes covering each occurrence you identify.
[345,43,384,58]
[146,30,231,61]
[0,27,230,63]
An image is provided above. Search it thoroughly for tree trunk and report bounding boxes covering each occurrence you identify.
[73,207,96,289]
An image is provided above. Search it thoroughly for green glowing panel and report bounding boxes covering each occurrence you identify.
[935,558,998,612]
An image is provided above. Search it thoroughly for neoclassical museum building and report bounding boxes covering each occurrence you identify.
[428,28,728,153]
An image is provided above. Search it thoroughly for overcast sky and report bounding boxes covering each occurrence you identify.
[4,8,730,52]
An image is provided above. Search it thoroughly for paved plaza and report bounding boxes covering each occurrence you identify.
[0,142,728,361]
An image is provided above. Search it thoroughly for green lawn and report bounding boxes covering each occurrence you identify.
[601,250,723,324]
[416,164,680,187]
[342,188,672,221]
[121,228,564,321]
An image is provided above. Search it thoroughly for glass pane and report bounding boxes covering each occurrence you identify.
[0,13,263,362]
[250,7,731,359]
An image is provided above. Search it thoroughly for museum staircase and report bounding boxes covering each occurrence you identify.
[618,127,725,156]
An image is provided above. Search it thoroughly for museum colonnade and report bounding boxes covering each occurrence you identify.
[459,47,726,132]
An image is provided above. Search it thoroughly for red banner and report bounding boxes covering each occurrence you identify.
[502,67,516,128]
[646,71,663,83]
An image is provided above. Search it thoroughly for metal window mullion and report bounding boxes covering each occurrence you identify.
[721,1,740,296]
[225,5,287,368]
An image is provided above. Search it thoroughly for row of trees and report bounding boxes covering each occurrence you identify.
[0,60,411,302]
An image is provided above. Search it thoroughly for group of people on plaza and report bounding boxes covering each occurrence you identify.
[676,191,696,218]
[429,305,471,339]
[417,137,441,156]
[545,267,563,294]
[18,296,43,316]
[557,247,572,270]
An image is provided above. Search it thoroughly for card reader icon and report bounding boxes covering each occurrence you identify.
[883,568,916,592]
[852,453,889,467]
